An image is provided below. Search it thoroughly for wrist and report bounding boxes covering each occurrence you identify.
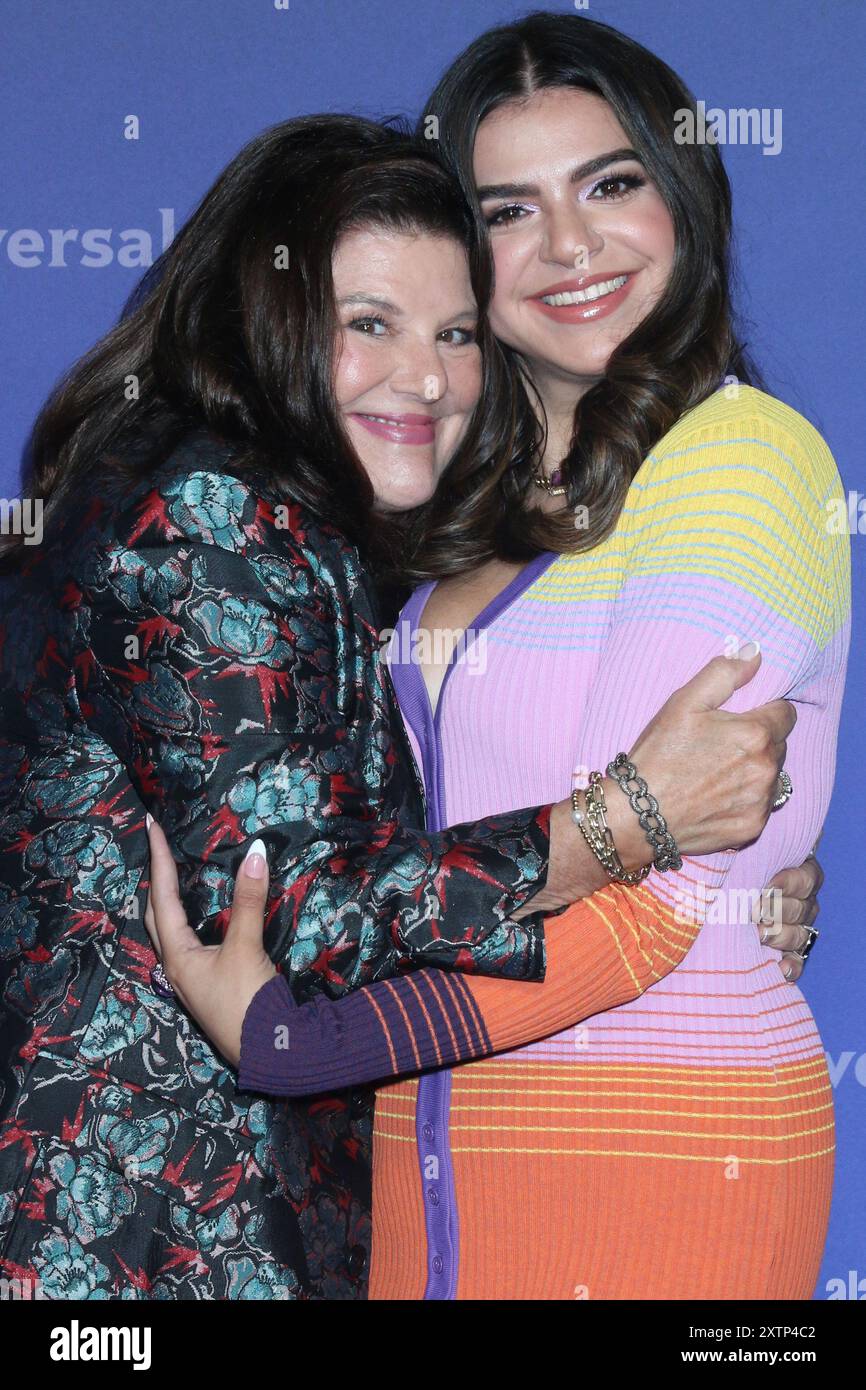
[597,777,654,874]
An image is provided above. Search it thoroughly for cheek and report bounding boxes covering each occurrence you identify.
[333,336,384,405]
[489,239,526,319]
[624,199,676,274]
[452,351,483,411]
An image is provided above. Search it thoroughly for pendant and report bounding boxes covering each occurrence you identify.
[533,465,567,496]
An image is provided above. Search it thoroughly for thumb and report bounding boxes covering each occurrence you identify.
[224,839,270,956]
[145,816,202,963]
[682,642,762,711]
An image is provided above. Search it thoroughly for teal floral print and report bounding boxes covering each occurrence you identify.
[0,429,551,1298]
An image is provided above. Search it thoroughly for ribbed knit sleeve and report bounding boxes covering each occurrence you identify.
[238,882,698,1095]
[575,386,850,938]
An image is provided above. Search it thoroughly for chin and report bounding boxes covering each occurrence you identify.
[374,476,439,513]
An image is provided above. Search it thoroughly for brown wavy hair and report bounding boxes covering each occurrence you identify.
[4,114,516,590]
[403,10,763,578]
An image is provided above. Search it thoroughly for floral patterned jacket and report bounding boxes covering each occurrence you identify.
[0,429,553,1300]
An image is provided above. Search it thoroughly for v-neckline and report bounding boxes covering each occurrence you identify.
[414,548,559,723]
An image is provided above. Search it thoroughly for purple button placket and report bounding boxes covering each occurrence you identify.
[386,551,558,1301]
[386,581,458,1299]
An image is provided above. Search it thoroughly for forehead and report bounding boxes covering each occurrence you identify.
[332,227,474,296]
[332,226,468,275]
[473,88,629,181]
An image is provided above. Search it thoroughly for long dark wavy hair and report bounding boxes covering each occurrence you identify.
[406,10,764,574]
[5,114,517,587]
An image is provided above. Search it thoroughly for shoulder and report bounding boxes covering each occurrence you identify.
[109,431,350,561]
[67,429,369,604]
[643,386,842,507]
[621,387,850,640]
[66,428,378,625]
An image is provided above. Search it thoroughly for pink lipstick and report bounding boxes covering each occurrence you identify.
[349,412,436,445]
[530,271,636,324]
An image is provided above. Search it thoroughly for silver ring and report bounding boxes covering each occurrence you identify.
[772,770,793,810]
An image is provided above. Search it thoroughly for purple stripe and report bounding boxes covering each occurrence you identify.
[422,968,490,1059]
[389,551,557,1301]
[451,971,492,1055]
[382,969,478,1072]
[378,977,435,1074]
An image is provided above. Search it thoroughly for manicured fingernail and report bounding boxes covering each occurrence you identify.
[243,838,267,878]
[761,924,783,941]
[783,963,794,979]
[737,640,760,659]
[146,813,154,830]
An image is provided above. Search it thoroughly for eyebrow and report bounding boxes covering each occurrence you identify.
[476,147,642,201]
[337,293,478,319]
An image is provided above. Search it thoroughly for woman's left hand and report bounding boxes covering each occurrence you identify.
[143,817,276,1067]
[752,851,823,984]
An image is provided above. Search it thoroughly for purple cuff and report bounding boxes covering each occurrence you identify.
[236,967,493,1098]
[238,973,300,1094]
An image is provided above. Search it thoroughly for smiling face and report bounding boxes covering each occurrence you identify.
[473,86,676,396]
[332,226,482,512]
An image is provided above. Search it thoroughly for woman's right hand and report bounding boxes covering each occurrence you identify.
[604,644,795,869]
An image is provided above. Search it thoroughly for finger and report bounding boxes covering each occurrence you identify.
[809,854,825,892]
[778,951,804,983]
[777,895,819,928]
[758,920,815,952]
[682,647,762,711]
[143,886,161,959]
[790,856,821,897]
[760,863,817,904]
[224,839,270,957]
[772,894,819,927]
[145,815,201,966]
[752,697,797,741]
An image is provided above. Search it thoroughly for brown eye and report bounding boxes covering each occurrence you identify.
[485,204,531,228]
[588,173,646,200]
[349,315,388,336]
[438,327,477,346]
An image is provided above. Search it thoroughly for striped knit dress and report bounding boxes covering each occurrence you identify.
[368,386,851,1300]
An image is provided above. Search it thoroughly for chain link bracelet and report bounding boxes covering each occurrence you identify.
[605,752,683,872]
[571,772,651,886]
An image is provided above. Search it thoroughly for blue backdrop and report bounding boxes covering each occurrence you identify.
[1,0,863,1299]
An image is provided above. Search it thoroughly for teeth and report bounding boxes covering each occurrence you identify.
[541,275,627,307]
[360,415,430,426]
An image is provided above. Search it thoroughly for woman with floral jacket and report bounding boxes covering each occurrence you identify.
[0,115,805,1300]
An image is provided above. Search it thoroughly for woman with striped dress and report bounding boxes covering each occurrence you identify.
[149,15,848,1298]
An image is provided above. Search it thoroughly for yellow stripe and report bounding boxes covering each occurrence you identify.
[375,1099,833,1123]
[443,1119,834,1141]
[520,387,850,644]
[441,1057,828,1082]
[372,1132,836,1165]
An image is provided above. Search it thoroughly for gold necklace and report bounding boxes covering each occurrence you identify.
[532,462,567,497]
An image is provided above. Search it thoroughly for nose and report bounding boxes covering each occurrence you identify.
[388,335,447,403]
[540,203,605,271]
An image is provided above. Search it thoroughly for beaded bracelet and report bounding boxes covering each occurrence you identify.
[571,772,651,886]
[605,752,683,873]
